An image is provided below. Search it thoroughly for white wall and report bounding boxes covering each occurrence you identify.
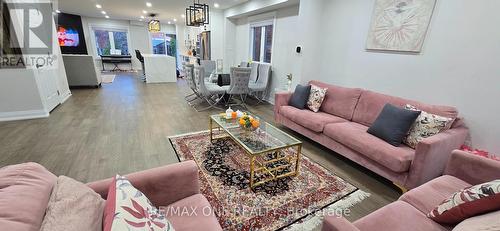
[210,10,225,61]
[294,0,325,88]
[299,0,500,153]
[225,0,298,18]
[223,18,237,72]
[230,5,300,103]
[0,69,44,114]
[233,18,249,64]
[129,23,151,70]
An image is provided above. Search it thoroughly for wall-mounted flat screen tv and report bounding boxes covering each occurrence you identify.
[56,13,88,54]
[58,26,80,47]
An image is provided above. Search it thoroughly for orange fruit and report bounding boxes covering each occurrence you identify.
[251,120,260,128]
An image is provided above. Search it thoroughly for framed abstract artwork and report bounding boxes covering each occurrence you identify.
[366,0,437,53]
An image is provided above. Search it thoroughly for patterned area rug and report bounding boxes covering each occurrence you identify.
[169,131,369,231]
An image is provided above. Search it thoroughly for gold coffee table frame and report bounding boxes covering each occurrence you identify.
[209,114,302,189]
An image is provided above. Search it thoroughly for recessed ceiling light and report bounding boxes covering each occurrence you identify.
[101,11,106,14]
[168,21,171,24]
[142,10,147,14]
[140,15,145,19]
[105,15,110,19]
[181,14,185,18]
[55,10,61,13]
[173,18,177,22]
[214,3,220,8]
[146,2,152,7]
[96,4,102,9]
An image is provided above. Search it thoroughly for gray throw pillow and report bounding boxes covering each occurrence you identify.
[367,104,421,147]
[289,84,311,109]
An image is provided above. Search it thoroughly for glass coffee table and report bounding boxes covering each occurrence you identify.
[209,113,302,189]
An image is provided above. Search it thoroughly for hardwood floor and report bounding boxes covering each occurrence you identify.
[0,73,399,221]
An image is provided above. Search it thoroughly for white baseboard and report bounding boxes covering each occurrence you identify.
[60,91,72,103]
[0,110,49,122]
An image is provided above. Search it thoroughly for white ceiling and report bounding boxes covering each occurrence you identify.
[58,0,248,23]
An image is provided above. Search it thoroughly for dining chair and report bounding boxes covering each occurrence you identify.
[239,61,249,67]
[249,62,259,83]
[224,67,252,108]
[135,50,146,82]
[249,63,272,103]
[193,66,226,112]
[183,64,199,102]
[201,60,216,76]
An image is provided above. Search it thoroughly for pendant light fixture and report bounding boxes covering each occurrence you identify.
[185,0,209,27]
[148,13,161,32]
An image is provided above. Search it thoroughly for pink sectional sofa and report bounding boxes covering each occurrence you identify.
[0,161,223,231]
[275,80,469,190]
[321,150,500,231]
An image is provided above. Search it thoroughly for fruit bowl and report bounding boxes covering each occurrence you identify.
[239,115,260,131]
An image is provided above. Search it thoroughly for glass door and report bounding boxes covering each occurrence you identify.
[151,32,166,55]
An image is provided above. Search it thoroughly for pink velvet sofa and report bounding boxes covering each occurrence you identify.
[0,160,223,231]
[275,81,469,190]
[321,150,500,231]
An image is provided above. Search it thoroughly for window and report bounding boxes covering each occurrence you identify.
[93,29,129,56]
[250,21,273,63]
[151,32,177,56]
[151,32,166,55]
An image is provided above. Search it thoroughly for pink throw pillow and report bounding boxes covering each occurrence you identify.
[428,179,500,224]
[102,176,117,231]
[0,163,57,231]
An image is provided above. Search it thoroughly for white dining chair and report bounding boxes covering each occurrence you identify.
[183,64,199,102]
[224,67,252,108]
[239,61,249,67]
[200,60,216,80]
[249,63,271,103]
[193,66,226,111]
[248,62,259,84]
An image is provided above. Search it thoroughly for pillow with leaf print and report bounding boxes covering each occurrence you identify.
[307,84,328,112]
[428,179,500,224]
[103,175,175,231]
[403,104,455,148]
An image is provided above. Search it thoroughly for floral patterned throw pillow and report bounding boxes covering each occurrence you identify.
[307,85,328,112]
[428,179,500,224]
[403,104,454,148]
[103,175,175,231]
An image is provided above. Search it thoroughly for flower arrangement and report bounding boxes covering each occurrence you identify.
[460,145,500,161]
[239,115,260,131]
